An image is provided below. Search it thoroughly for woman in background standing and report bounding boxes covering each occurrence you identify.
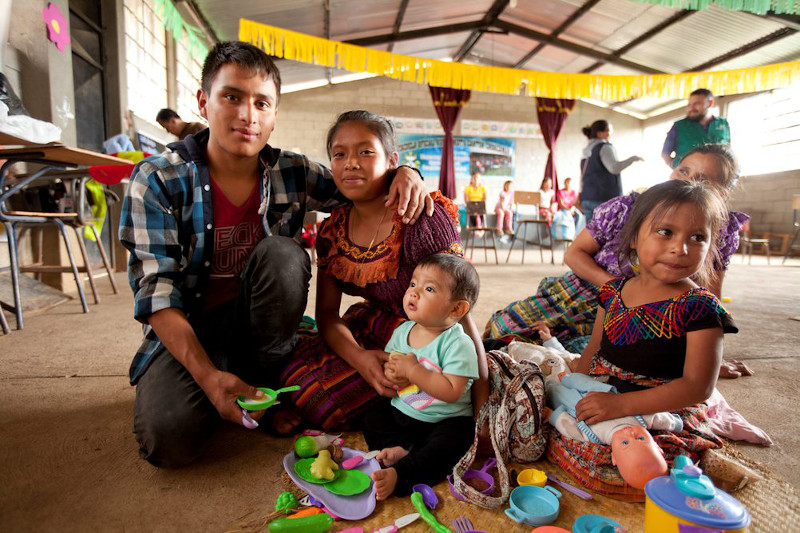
[579,120,643,222]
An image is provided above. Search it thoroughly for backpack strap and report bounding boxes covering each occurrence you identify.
[450,400,511,508]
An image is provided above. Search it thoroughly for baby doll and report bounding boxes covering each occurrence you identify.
[534,322,674,489]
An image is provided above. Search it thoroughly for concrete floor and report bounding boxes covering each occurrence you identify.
[1,249,798,531]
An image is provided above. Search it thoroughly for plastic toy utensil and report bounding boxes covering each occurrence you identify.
[545,473,593,500]
[341,450,380,469]
[410,492,450,533]
[237,385,299,411]
[412,483,439,509]
[448,457,497,500]
[241,409,260,429]
[370,512,420,533]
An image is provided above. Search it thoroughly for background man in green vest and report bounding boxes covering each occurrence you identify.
[661,88,730,168]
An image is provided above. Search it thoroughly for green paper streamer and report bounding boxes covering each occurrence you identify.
[628,0,799,16]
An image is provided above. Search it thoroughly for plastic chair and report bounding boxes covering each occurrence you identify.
[505,191,552,264]
[463,201,498,264]
[783,194,800,264]
[739,219,770,265]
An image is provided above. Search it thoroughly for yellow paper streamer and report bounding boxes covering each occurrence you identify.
[239,18,800,99]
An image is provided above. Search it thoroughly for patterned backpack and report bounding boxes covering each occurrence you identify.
[451,349,547,508]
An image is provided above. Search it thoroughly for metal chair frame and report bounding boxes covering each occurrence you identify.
[505,191,553,264]
[0,159,117,330]
[463,200,498,264]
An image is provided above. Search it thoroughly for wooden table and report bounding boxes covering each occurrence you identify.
[0,133,131,330]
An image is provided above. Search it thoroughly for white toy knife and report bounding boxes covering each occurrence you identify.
[371,512,420,533]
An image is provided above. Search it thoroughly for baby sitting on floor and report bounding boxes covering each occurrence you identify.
[363,254,481,500]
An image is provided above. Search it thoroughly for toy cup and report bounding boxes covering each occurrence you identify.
[517,468,547,487]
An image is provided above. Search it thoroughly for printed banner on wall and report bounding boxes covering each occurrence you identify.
[461,120,542,139]
[397,134,515,182]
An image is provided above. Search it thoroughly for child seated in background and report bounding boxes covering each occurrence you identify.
[364,254,481,500]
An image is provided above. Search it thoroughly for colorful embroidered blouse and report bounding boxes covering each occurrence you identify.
[594,278,737,392]
[315,193,462,317]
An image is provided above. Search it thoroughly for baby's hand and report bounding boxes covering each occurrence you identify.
[533,321,553,341]
[387,352,418,380]
[575,391,625,425]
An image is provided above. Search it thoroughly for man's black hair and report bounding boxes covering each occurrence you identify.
[690,88,714,100]
[201,41,282,104]
[156,108,180,122]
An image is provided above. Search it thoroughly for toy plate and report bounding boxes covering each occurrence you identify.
[294,457,340,484]
[325,468,371,496]
[283,447,378,520]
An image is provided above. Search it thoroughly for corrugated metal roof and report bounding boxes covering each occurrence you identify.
[192,0,800,118]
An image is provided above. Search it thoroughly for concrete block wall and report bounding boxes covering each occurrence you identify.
[270,77,645,208]
[730,169,800,237]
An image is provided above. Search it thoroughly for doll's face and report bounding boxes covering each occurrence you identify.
[611,425,668,489]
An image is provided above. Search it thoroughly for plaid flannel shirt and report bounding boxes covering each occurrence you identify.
[119,130,345,383]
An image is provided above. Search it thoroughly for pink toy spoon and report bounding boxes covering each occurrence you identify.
[341,450,380,469]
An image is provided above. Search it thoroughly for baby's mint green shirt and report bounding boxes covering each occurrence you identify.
[386,321,479,423]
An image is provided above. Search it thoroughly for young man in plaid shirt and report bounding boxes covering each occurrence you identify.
[120,41,431,467]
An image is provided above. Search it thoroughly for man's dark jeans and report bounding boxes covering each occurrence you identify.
[133,236,311,467]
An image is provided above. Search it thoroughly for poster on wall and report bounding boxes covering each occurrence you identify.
[397,134,516,183]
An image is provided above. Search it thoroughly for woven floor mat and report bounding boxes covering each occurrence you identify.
[231,435,797,532]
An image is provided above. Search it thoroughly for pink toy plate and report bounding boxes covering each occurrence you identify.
[283,446,378,520]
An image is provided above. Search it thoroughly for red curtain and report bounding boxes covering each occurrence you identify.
[536,97,575,197]
[429,86,471,199]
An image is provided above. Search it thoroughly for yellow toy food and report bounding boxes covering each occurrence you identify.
[310,450,339,481]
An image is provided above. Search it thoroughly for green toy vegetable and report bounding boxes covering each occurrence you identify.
[410,491,452,533]
[293,434,341,458]
[274,491,298,512]
[267,512,334,532]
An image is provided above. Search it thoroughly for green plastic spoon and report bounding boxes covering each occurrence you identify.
[237,385,300,411]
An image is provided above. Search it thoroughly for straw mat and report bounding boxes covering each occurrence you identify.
[230,435,797,532]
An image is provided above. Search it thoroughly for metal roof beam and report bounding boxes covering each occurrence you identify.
[495,19,665,74]
[514,0,602,68]
[690,27,797,72]
[453,0,511,62]
[610,27,797,108]
[387,0,411,53]
[345,20,484,47]
[581,9,695,73]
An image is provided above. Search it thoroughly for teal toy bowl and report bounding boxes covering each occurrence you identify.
[505,484,562,526]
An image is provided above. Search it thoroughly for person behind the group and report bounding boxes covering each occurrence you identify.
[538,176,558,225]
[495,179,514,241]
[155,108,207,140]
[485,144,751,379]
[554,176,585,234]
[580,120,643,222]
[662,88,730,169]
[120,43,431,468]
[549,179,736,491]
[281,111,488,433]
[364,253,481,500]
[463,171,486,230]
[557,177,578,212]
